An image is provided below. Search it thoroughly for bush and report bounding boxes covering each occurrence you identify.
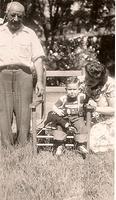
[43,36,101,86]
[45,36,101,71]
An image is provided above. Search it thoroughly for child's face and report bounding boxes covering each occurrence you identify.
[66,83,78,98]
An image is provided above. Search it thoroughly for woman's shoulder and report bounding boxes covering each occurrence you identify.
[107,76,115,84]
[110,76,115,85]
[103,76,115,89]
[102,76,115,95]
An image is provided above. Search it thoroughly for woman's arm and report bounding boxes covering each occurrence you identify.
[95,106,114,116]
[87,98,115,116]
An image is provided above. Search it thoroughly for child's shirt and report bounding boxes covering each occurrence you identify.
[54,95,79,116]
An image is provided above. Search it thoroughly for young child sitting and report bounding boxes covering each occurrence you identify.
[44,76,88,156]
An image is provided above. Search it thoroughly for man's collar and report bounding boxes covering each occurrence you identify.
[0,22,29,33]
[20,25,29,33]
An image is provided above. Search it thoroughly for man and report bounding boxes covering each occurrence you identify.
[0,2,45,149]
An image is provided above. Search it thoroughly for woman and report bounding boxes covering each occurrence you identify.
[79,60,115,153]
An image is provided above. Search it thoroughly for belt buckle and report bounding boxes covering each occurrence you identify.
[11,64,14,70]
[6,65,13,70]
[7,65,18,70]
[6,65,10,70]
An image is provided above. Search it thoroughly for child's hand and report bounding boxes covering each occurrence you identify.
[92,111,100,118]
[56,108,64,116]
[53,105,64,116]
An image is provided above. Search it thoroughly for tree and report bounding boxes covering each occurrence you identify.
[1,0,114,40]
[0,0,115,74]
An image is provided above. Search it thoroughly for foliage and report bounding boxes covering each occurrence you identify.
[0,0,115,39]
[45,35,100,71]
[22,0,114,72]
[0,0,115,74]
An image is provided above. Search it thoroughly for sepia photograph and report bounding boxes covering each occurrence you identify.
[0,0,115,200]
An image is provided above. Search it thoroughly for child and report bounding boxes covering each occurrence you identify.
[44,77,88,155]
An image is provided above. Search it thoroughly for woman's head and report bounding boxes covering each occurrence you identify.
[65,76,79,98]
[85,60,108,88]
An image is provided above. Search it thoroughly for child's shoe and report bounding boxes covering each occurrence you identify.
[78,145,88,154]
[56,145,63,156]
[68,126,77,134]
[45,122,56,130]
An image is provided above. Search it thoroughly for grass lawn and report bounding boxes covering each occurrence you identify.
[0,92,114,200]
[0,145,114,200]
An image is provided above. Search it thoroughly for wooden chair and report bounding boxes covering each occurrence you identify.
[30,69,92,156]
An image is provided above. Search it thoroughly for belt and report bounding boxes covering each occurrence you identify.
[0,65,32,74]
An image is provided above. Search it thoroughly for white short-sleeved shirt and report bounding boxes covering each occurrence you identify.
[0,23,45,68]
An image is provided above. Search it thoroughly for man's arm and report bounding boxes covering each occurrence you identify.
[34,57,44,96]
[30,29,45,96]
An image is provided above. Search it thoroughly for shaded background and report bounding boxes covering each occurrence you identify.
[0,0,115,83]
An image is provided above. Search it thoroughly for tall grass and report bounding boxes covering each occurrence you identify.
[0,144,114,200]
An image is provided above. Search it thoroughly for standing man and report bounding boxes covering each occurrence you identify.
[0,2,45,149]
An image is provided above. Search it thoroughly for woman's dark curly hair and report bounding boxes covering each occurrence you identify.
[85,60,108,86]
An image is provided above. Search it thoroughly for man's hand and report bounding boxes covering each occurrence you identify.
[34,57,45,97]
[35,81,44,96]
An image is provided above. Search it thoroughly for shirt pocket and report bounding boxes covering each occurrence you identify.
[0,43,7,58]
[16,42,31,59]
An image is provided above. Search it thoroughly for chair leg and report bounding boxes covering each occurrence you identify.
[86,111,91,153]
[32,108,37,156]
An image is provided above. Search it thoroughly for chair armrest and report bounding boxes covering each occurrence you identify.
[30,99,44,109]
